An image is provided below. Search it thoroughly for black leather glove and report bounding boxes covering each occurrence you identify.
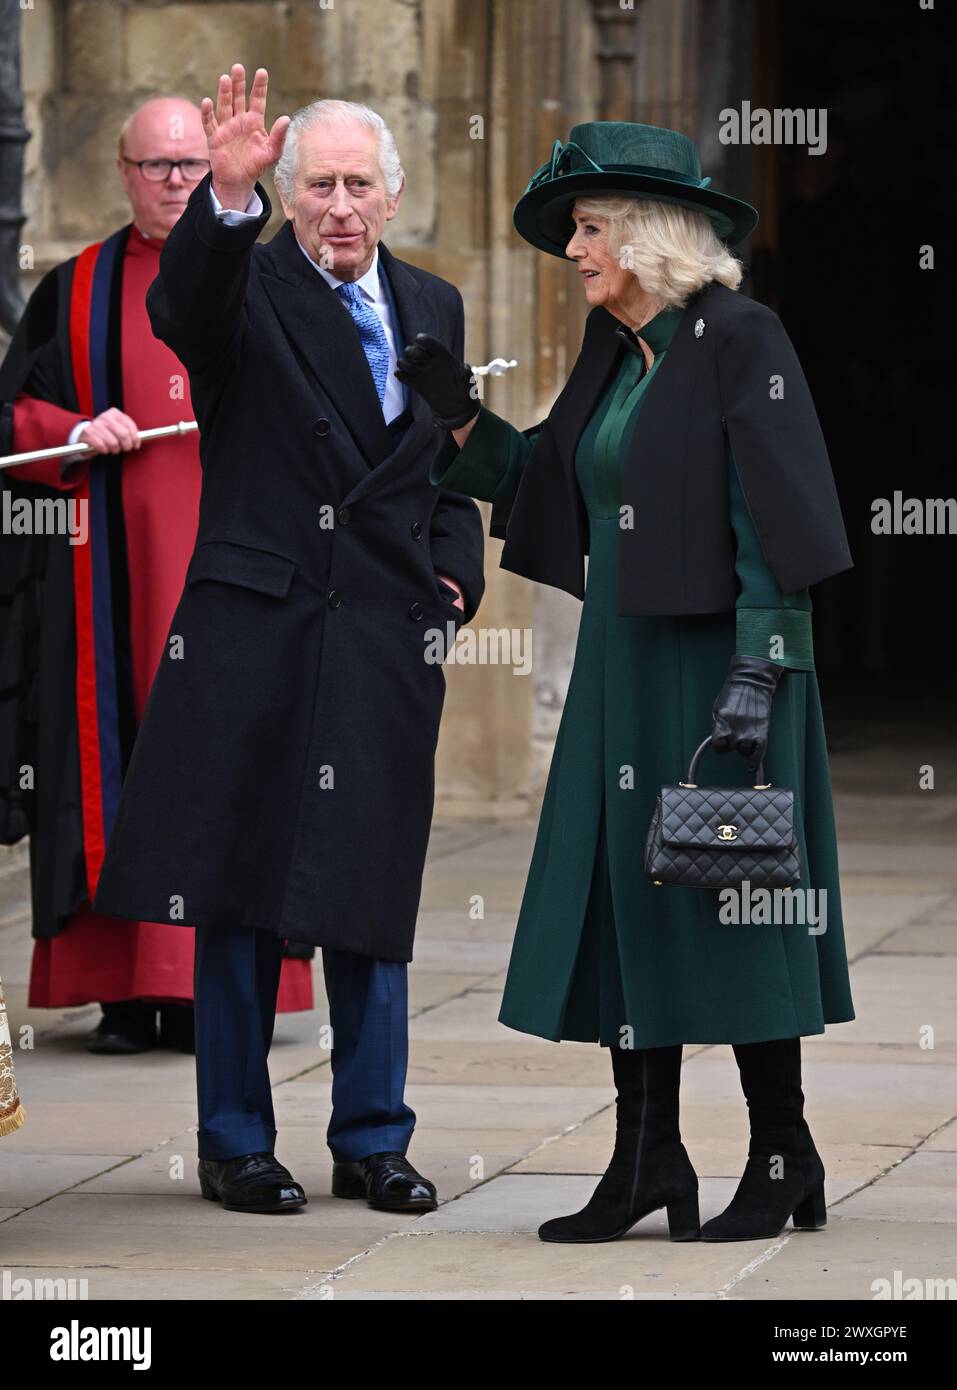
[395,332,480,429]
[710,655,785,766]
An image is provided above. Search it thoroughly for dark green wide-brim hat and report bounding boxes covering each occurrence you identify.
[513,121,758,255]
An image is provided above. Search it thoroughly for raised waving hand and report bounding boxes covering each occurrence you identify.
[201,63,289,210]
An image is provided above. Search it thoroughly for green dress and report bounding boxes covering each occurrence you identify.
[433,306,855,1048]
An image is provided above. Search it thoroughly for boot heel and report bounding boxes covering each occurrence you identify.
[666,1190,700,1241]
[792,1182,826,1230]
[199,1177,220,1203]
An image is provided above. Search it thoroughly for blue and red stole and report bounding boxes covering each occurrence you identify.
[67,227,135,901]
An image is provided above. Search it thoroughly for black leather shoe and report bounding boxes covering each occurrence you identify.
[158,1003,195,1054]
[198,1153,307,1213]
[331,1152,437,1212]
[86,1001,157,1055]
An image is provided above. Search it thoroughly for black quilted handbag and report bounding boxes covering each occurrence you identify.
[644,737,802,890]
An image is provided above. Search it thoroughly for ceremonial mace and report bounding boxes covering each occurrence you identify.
[0,419,198,470]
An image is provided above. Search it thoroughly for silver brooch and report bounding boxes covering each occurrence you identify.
[694,317,706,338]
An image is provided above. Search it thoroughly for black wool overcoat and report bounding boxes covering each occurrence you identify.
[475,281,853,611]
[92,174,485,961]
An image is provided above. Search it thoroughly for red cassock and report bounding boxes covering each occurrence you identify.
[8,224,312,1012]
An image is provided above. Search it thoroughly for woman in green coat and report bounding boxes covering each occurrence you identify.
[397,123,855,1245]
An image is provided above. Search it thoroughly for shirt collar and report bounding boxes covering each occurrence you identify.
[634,305,685,355]
[615,305,684,361]
[296,237,381,302]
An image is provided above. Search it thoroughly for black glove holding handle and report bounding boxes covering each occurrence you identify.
[395,332,481,430]
[710,655,785,768]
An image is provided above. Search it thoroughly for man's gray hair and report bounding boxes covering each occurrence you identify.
[274,100,404,203]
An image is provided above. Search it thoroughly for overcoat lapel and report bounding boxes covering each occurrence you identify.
[257,227,438,503]
[341,244,440,508]
[619,286,707,604]
[258,220,392,482]
[547,306,624,485]
[498,303,622,596]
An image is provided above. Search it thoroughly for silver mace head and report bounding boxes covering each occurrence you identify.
[471,357,518,378]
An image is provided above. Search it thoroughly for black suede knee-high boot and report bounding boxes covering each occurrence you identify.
[700,1036,826,1242]
[538,1043,699,1243]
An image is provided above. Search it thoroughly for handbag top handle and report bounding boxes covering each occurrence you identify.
[680,736,770,790]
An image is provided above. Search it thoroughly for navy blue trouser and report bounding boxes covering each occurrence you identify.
[193,924,416,1162]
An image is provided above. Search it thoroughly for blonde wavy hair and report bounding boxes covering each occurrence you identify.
[573,195,743,307]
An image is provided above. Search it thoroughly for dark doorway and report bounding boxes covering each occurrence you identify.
[757,0,955,733]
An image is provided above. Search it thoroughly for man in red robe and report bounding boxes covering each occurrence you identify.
[0,97,312,1053]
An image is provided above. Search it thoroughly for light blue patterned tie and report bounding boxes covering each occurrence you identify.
[335,281,390,405]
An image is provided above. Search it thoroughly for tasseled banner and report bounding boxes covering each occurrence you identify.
[0,973,25,1137]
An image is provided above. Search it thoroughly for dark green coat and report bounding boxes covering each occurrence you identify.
[432,303,855,1047]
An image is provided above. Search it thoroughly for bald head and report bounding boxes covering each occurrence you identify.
[117,97,208,240]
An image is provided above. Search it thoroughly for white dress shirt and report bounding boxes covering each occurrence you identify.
[209,184,405,423]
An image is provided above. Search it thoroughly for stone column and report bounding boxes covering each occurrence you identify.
[423,0,600,816]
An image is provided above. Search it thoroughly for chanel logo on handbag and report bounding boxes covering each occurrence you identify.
[644,736,802,891]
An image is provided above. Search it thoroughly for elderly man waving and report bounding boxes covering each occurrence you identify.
[93,66,485,1215]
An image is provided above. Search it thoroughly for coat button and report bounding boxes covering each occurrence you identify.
[408,601,424,621]
[410,520,422,540]
[337,506,351,525]
[313,418,330,436]
[328,590,343,609]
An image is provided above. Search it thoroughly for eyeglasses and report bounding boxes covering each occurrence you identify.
[121,157,211,183]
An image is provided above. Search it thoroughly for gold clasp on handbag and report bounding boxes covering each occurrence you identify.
[716,823,738,841]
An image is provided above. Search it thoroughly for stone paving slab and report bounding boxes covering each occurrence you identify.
[408,991,549,1042]
[874,921,957,953]
[470,970,512,992]
[801,1040,957,1065]
[0,1202,371,1273]
[407,972,492,1010]
[841,873,957,895]
[406,1039,617,1086]
[728,1218,957,1301]
[0,1152,122,1207]
[842,892,953,933]
[0,1101,195,1155]
[415,910,521,941]
[418,869,524,915]
[305,1216,956,1302]
[0,1268,331,1300]
[832,1189,957,1223]
[831,1152,957,1223]
[924,1120,957,1151]
[275,1080,611,1134]
[307,1228,768,1299]
[822,957,957,1046]
[406,938,514,973]
[322,1290,721,1300]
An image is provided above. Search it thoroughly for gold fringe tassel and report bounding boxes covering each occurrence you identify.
[0,1101,25,1138]
[1,970,25,1138]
